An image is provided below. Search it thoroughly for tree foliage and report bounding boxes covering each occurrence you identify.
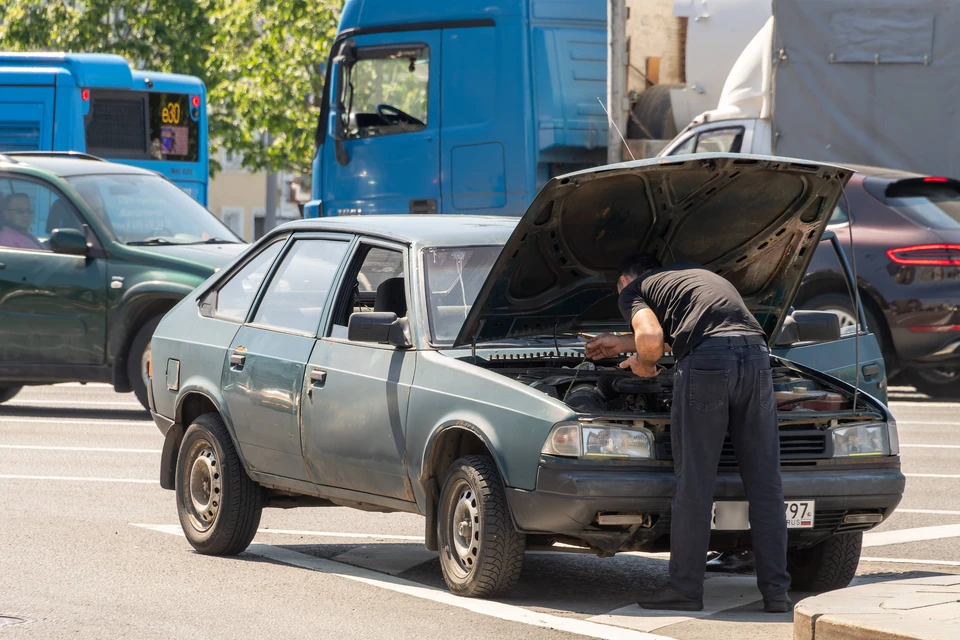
[0,0,341,175]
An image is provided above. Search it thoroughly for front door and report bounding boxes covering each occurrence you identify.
[301,241,415,501]
[0,175,105,366]
[322,31,441,215]
[220,235,349,480]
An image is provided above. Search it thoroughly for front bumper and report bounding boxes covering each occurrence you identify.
[506,460,904,553]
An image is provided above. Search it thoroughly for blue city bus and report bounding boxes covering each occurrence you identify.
[0,52,208,204]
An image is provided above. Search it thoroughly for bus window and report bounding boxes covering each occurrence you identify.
[85,91,198,162]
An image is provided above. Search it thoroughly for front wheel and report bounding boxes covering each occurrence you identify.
[127,317,161,411]
[0,386,22,404]
[787,532,862,592]
[905,367,960,399]
[175,413,263,555]
[437,455,525,597]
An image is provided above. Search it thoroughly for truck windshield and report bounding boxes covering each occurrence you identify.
[423,245,501,343]
[66,174,240,245]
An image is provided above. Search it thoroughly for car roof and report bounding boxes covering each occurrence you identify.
[274,215,518,247]
[0,153,157,178]
[847,164,925,182]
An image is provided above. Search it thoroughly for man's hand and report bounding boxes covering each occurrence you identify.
[585,334,635,360]
[619,354,658,378]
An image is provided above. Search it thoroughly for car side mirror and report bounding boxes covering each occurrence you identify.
[347,312,412,348]
[777,310,841,345]
[49,228,89,256]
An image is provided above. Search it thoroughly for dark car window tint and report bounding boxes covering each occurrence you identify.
[253,239,348,335]
[885,183,960,231]
[423,245,502,343]
[216,240,284,322]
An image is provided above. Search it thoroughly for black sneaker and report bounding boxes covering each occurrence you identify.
[637,586,704,612]
[763,593,793,613]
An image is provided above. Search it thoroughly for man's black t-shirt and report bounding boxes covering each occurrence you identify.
[617,260,764,360]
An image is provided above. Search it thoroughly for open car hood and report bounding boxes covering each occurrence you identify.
[453,154,852,347]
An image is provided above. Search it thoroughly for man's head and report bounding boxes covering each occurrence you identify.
[1,194,34,233]
[616,252,662,293]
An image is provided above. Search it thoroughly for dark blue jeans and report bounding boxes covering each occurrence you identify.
[668,336,791,599]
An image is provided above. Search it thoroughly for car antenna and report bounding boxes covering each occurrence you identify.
[841,188,862,410]
[597,97,636,161]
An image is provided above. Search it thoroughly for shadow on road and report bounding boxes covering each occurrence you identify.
[0,405,149,421]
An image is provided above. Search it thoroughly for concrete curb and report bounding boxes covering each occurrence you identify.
[794,575,960,640]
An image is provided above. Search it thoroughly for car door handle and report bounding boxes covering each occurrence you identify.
[309,368,327,385]
[0,262,5,269]
[861,363,881,380]
[229,351,246,368]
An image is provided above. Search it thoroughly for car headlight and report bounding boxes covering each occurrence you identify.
[542,421,654,459]
[832,422,890,457]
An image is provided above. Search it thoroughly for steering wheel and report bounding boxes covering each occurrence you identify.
[376,104,425,128]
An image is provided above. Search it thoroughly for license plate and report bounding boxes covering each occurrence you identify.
[711,500,815,530]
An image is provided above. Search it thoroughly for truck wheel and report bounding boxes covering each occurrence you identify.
[175,412,263,556]
[437,455,525,597]
[628,83,683,140]
[787,532,862,592]
[0,386,22,404]
[905,367,960,399]
[127,317,161,411]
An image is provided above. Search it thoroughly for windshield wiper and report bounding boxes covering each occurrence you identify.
[194,238,241,244]
[127,237,174,246]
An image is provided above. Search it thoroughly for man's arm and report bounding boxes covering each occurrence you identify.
[584,333,635,360]
[620,308,664,377]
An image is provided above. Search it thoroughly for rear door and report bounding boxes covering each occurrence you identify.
[220,234,350,481]
[0,82,55,151]
[321,32,441,215]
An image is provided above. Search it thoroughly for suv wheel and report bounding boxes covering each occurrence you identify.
[906,367,960,399]
[437,455,525,597]
[127,317,161,411]
[176,413,263,555]
[0,386,22,404]
[787,532,862,592]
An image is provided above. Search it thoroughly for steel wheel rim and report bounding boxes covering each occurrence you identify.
[184,439,222,532]
[450,481,480,572]
[821,307,858,331]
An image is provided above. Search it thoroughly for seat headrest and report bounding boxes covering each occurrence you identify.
[46,200,79,234]
[374,277,407,317]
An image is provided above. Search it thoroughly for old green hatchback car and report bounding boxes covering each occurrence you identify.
[150,155,903,598]
[0,152,245,409]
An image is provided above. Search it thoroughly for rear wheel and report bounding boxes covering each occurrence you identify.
[905,367,960,399]
[787,532,862,592]
[437,455,525,597]
[0,386,22,404]
[175,412,263,555]
[127,317,161,411]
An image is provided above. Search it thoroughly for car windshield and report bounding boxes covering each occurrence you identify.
[423,245,502,343]
[66,174,241,245]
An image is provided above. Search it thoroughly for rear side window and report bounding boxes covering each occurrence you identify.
[216,240,284,321]
[252,239,348,335]
[878,178,960,230]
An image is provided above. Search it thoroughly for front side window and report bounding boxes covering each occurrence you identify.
[328,244,406,339]
[694,127,744,153]
[669,135,696,156]
[423,245,502,343]
[340,45,429,140]
[253,239,348,335]
[0,177,84,251]
[216,239,285,322]
[829,201,849,225]
[67,174,240,246]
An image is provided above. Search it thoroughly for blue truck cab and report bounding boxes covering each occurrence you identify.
[306,0,607,217]
[0,52,208,204]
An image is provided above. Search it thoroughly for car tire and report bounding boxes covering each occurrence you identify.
[786,532,862,592]
[127,317,161,411]
[0,386,22,404]
[175,412,263,556]
[905,367,960,399]
[437,455,525,597]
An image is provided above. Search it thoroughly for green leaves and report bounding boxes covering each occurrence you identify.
[0,0,341,176]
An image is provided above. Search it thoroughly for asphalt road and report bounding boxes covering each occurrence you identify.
[2,383,958,640]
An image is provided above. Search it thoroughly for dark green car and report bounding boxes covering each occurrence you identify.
[0,152,245,408]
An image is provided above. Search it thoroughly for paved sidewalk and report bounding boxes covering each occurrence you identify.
[795,575,960,640]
